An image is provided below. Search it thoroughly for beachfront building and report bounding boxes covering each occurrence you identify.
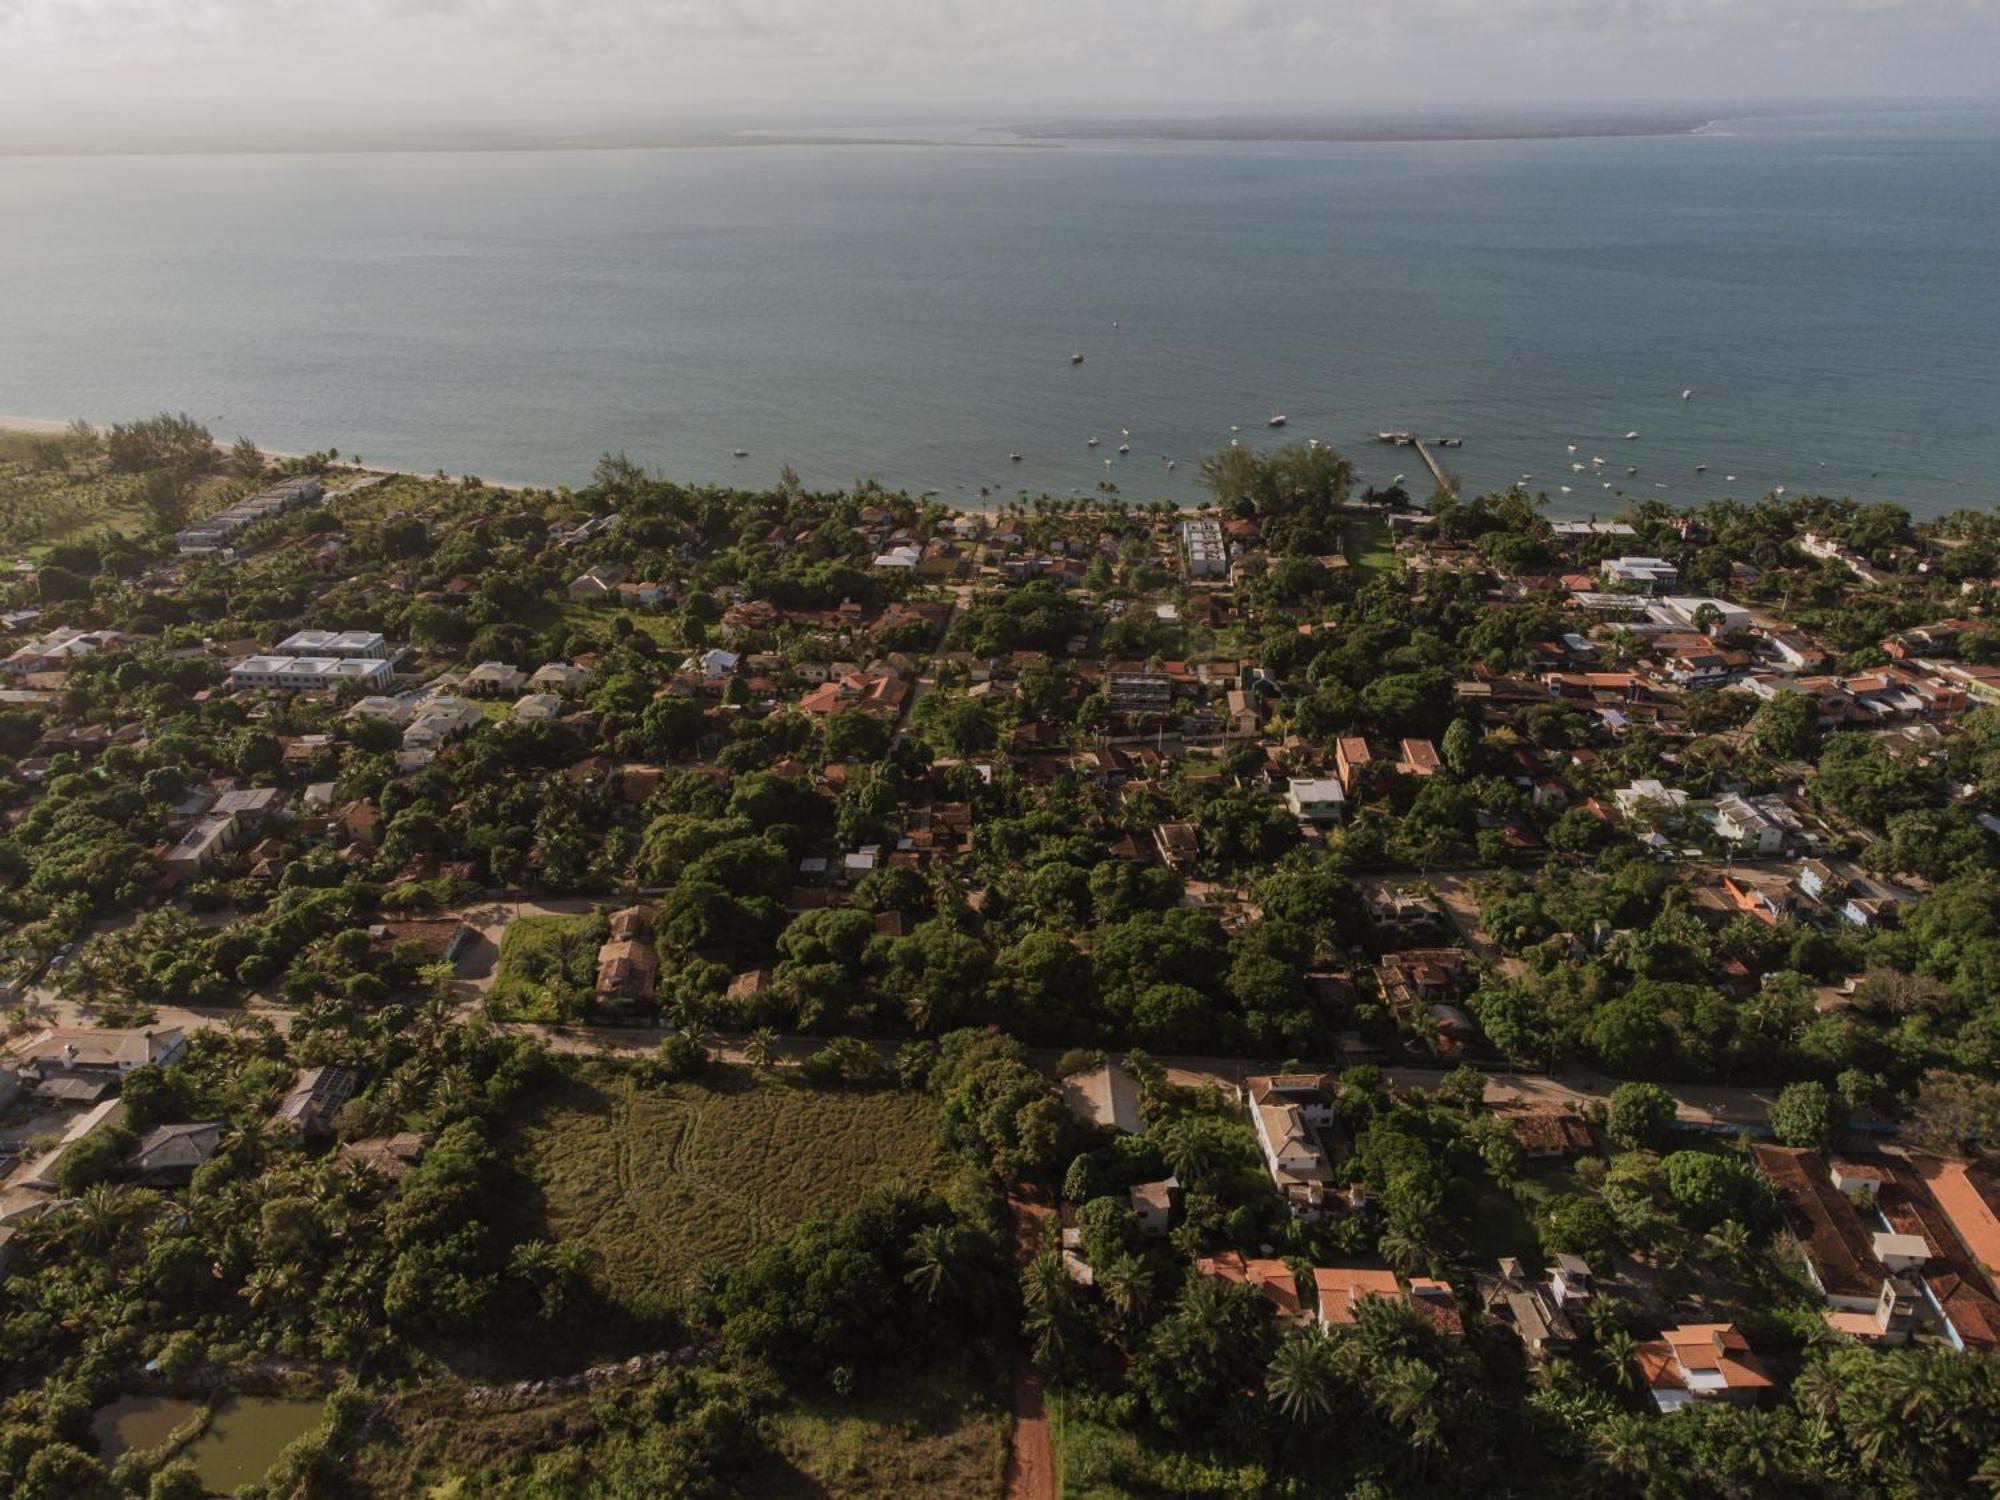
[175,476,324,554]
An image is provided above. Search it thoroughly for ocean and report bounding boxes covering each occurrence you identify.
[2,108,1997,515]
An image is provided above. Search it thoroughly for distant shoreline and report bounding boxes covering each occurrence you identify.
[0,111,1736,160]
[0,413,532,494]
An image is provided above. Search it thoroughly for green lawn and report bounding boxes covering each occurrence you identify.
[505,1069,953,1322]
[485,913,603,1019]
[1343,513,1398,582]
[0,435,164,556]
[1462,1159,1586,1267]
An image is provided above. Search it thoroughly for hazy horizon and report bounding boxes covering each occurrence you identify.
[3,0,1998,155]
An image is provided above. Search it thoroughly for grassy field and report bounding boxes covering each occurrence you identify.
[1343,513,1399,582]
[756,1367,1009,1499]
[485,913,604,1019]
[506,1068,953,1322]
[1464,1159,1587,1265]
[351,1362,1005,1499]
[0,431,157,556]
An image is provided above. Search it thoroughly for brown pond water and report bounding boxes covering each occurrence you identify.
[182,1396,326,1493]
[90,1393,325,1493]
[91,1394,201,1458]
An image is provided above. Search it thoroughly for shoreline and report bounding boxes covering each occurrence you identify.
[0,414,533,494]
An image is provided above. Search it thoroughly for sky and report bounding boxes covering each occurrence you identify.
[1,0,1997,146]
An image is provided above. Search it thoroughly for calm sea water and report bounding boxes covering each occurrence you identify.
[3,109,1997,515]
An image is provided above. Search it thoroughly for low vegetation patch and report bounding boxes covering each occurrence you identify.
[486,912,605,1019]
[507,1068,952,1320]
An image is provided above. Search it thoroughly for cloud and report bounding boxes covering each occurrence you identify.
[1,0,1995,116]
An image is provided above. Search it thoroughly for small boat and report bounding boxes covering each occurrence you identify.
[1560,485,1573,494]
[1009,453,1022,462]
[1571,463,1585,473]
[1521,473,1532,481]
[1118,443,1130,454]
[1437,436,1464,448]
[1591,456,1605,466]
[1230,425,1241,434]
[1268,412,1287,428]
[1166,460,1177,472]
[1626,466,1638,475]
[1726,474,1738,482]
[1122,428,1131,438]
[1567,443,1578,453]
[732,448,748,457]
[1230,438,1240,448]
[1696,464,1708,473]
[1774,486,1787,495]
[1088,437,1100,448]
[1392,473,1406,484]
[1682,389,1693,401]
[1625,431,1640,440]
[1104,459,1113,468]
[1071,352,1084,365]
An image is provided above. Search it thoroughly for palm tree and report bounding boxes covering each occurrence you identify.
[1704,1218,1752,1271]
[1266,1326,1339,1423]
[1377,1226,1433,1276]
[1157,1119,1224,1188]
[1598,1328,1642,1392]
[1095,1254,1154,1327]
[1590,1412,1653,1481]
[743,1027,778,1071]
[903,1223,966,1307]
[1377,1357,1443,1478]
[63,1182,136,1252]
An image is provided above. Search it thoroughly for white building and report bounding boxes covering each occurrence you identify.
[229,655,393,692]
[1654,597,1753,634]
[402,697,484,749]
[512,692,565,721]
[1285,777,1347,824]
[1711,793,1787,856]
[529,662,591,695]
[1601,556,1680,592]
[274,629,386,659]
[1180,518,1229,580]
[462,661,528,696]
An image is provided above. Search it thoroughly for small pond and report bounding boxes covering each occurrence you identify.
[92,1394,201,1458]
[181,1396,326,1494]
[90,1392,326,1493]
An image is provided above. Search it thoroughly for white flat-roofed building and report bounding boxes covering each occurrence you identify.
[1655,597,1753,634]
[1602,556,1680,592]
[1285,777,1347,824]
[275,629,386,658]
[1180,518,1229,579]
[230,655,393,692]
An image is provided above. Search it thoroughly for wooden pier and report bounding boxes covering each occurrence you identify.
[1411,438,1458,498]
